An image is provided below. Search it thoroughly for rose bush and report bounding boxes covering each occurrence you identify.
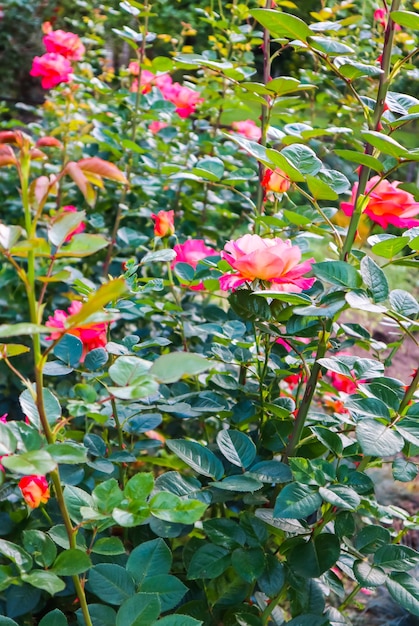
[1,2,419,626]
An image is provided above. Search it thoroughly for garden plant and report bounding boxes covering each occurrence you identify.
[1,0,419,624]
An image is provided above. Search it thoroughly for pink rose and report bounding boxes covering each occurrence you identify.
[262,168,290,193]
[231,120,261,141]
[219,234,315,292]
[43,29,85,61]
[30,53,73,89]
[373,7,401,29]
[149,121,169,134]
[341,176,419,229]
[160,82,203,118]
[172,239,217,290]
[46,300,109,362]
[129,68,173,94]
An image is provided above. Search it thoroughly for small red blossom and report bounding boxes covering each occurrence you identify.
[151,210,175,237]
[262,168,291,194]
[46,301,110,362]
[231,120,261,141]
[149,121,168,134]
[19,475,50,509]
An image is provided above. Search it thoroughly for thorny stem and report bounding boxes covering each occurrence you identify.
[20,155,93,626]
[255,0,272,234]
[284,324,330,460]
[399,367,419,414]
[103,0,150,276]
[340,0,402,261]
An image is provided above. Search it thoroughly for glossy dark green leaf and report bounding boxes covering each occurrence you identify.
[38,609,67,626]
[374,544,419,572]
[288,534,340,578]
[2,450,56,475]
[22,570,65,595]
[87,564,135,605]
[386,573,419,616]
[360,256,389,303]
[210,475,263,492]
[140,574,187,612]
[392,458,418,482]
[22,530,56,568]
[126,538,172,585]
[356,420,404,456]
[51,548,91,576]
[257,554,285,597]
[216,430,256,468]
[203,519,247,550]
[187,544,231,580]
[166,439,224,479]
[274,483,322,519]
[115,593,160,626]
[319,485,360,511]
[353,561,387,587]
[53,334,83,367]
[313,261,361,289]
[231,547,265,582]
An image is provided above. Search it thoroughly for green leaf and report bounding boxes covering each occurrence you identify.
[166,439,224,479]
[22,530,56,568]
[231,547,265,582]
[361,131,408,159]
[116,593,161,626]
[211,475,263,492]
[0,539,32,573]
[140,574,187,611]
[155,617,203,626]
[252,291,311,305]
[187,544,231,580]
[150,352,211,383]
[49,211,85,247]
[66,279,126,328]
[357,420,404,457]
[319,485,361,511]
[64,485,94,524]
[53,334,83,367]
[150,492,207,524]
[389,290,419,317]
[250,9,312,41]
[335,150,384,173]
[56,234,108,258]
[126,538,172,585]
[87,564,136,605]
[92,537,126,555]
[46,442,88,465]
[390,10,419,31]
[353,561,387,587]
[355,526,391,554]
[193,157,224,181]
[308,36,354,55]
[2,450,56,475]
[395,419,419,447]
[141,249,177,264]
[20,387,61,427]
[288,534,340,578]
[0,619,20,626]
[306,175,338,200]
[392,458,418,482]
[0,343,30,358]
[360,256,389,303]
[248,460,292,483]
[109,356,151,386]
[124,473,155,502]
[22,570,65,595]
[386,573,419,616]
[281,144,322,176]
[287,616,329,626]
[313,261,361,289]
[374,544,419,572]
[346,290,387,313]
[216,430,256,469]
[274,483,322,519]
[203,519,246,550]
[266,76,313,95]
[337,60,384,80]
[51,549,91,576]
[0,423,17,456]
[257,554,285,597]
[38,609,68,626]
[371,236,409,259]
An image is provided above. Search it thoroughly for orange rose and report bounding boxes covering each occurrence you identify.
[19,475,50,508]
[151,210,175,237]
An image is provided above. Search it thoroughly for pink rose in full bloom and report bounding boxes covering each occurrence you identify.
[219,234,315,292]
[43,28,85,61]
[231,120,261,141]
[151,210,175,237]
[60,205,86,242]
[340,176,419,229]
[18,475,50,509]
[30,53,73,89]
[172,239,218,290]
[160,82,203,118]
[149,121,168,134]
[262,168,291,193]
[46,301,109,361]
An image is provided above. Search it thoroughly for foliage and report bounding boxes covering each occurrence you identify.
[1,1,419,625]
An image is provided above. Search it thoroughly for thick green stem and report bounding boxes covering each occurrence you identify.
[20,155,93,626]
[255,0,272,233]
[340,0,401,261]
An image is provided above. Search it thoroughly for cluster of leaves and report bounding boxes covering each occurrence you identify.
[1,1,419,625]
